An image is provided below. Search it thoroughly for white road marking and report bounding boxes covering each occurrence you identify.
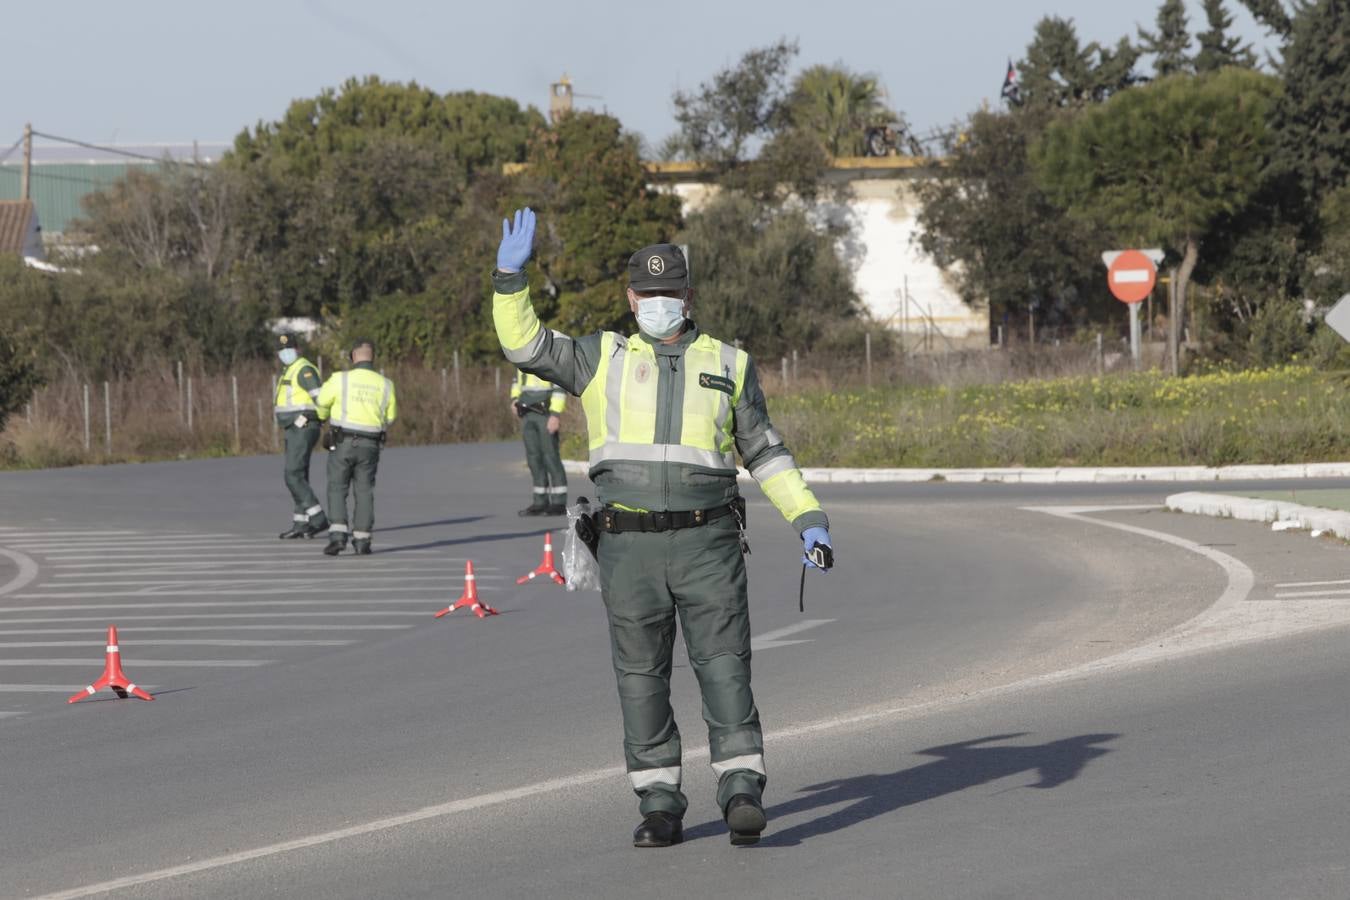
[12,586,467,600]
[1275,589,1350,599]
[0,683,159,692]
[0,547,40,597]
[34,550,447,561]
[0,658,270,667]
[751,618,836,651]
[0,639,353,648]
[0,625,414,635]
[1275,577,1350,589]
[0,531,144,538]
[7,539,274,550]
[0,711,26,718]
[0,612,432,624]
[50,559,492,570]
[35,575,500,591]
[52,564,485,577]
[0,599,443,612]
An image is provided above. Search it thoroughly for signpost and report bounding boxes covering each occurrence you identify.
[1103,249,1164,369]
[1324,293,1350,343]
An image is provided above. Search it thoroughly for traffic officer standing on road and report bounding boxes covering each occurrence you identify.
[314,338,397,556]
[273,333,330,539]
[510,369,569,516]
[492,208,834,848]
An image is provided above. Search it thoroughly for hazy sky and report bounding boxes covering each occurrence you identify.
[9,0,1279,152]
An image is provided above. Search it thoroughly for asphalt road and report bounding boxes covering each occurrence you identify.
[0,444,1347,898]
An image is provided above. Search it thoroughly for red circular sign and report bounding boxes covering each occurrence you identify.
[1107,250,1157,304]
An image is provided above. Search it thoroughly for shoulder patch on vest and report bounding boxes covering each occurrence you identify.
[698,372,735,395]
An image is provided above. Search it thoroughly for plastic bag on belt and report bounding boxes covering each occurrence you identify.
[564,497,601,593]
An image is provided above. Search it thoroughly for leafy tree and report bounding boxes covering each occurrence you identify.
[1196,0,1258,71]
[914,107,1112,337]
[785,64,894,157]
[666,39,798,166]
[1138,0,1195,76]
[522,112,683,335]
[1034,68,1281,372]
[677,192,863,357]
[1268,0,1350,201]
[1019,17,1141,107]
[1238,0,1296,38]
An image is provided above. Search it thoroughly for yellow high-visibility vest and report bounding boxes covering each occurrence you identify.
[317,367,397,434]
[274,357,319,414]
[580,332,746,472]
[511,370,566,413]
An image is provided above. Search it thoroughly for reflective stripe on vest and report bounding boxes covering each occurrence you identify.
[274,358,318,413]
[330,370,393,434]
[581,333,746,472]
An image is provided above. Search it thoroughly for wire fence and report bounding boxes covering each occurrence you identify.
[2,337,1143,469]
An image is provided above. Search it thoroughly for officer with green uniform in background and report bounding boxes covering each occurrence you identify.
[492,209,834,849]
[273,333,330,539]
[314,338,397,556]
[510,370,569,516]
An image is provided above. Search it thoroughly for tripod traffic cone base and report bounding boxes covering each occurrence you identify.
[433,560,499,619]
[67,625,154,703]
[516,532,566,586]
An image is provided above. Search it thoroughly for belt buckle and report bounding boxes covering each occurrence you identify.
[650,511,669,532]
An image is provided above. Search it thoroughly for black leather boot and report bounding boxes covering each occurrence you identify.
[632,811,683,848]
[352,539,372,555]
[518,504,548,517]
[302,511,330,538]
[724,794,766,846]
[322,538,347,557]
[278,522,308,539]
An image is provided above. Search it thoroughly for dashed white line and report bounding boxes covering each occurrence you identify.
[0,639,353,648]
[0,625,414,635]
[11,586,471,600]
[751,618,836,651]
[0,683,160,693]
[0,658,271,667]
[0,612,432,624]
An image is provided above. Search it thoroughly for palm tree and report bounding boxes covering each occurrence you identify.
[787,65,895,157]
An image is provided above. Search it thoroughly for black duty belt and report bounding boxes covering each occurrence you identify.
[599,498,742,534]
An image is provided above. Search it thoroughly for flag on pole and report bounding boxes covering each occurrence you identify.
[1000,58,1022,105]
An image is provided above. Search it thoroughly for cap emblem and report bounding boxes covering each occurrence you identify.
[647,256,665,276]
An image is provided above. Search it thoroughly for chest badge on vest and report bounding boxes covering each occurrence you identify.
[635,360,653,384]
[699,372,735,395]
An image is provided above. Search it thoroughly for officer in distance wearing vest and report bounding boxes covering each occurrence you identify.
[509,369,569,516]
[273,333,330,539]
[492,208,834,849]
[314,338,398,556]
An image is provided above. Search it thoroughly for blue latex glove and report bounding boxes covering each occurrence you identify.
[802,526,833,570]
[497,207,536,272]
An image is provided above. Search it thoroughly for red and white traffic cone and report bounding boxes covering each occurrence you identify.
[433,560,499,619]
[67,625,153,703]
[516,532,566,586]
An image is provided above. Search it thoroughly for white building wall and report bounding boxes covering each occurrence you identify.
[664,177,986,343]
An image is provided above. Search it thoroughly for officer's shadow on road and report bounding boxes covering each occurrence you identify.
[374,527,555,554]
[683,732,1120,846]
[376,516,490,533]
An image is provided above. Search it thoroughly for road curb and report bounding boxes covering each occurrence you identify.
[563,459,1350,485]
[1166,490,1350,539]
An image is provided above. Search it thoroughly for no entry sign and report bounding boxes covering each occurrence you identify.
[1106,250,1157,304]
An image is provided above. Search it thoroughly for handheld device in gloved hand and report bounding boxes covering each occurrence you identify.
[798,526,834,612]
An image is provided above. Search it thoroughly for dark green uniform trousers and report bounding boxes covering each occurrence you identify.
[282,421,322,516]
[520,411,568,508]
[326,434,380,538]
[598,513,765,818]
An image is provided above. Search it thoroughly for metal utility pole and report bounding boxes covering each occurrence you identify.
[21,122,32,200]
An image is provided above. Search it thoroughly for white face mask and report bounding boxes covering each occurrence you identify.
[278,348,298,366]
[635,296,686,340]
